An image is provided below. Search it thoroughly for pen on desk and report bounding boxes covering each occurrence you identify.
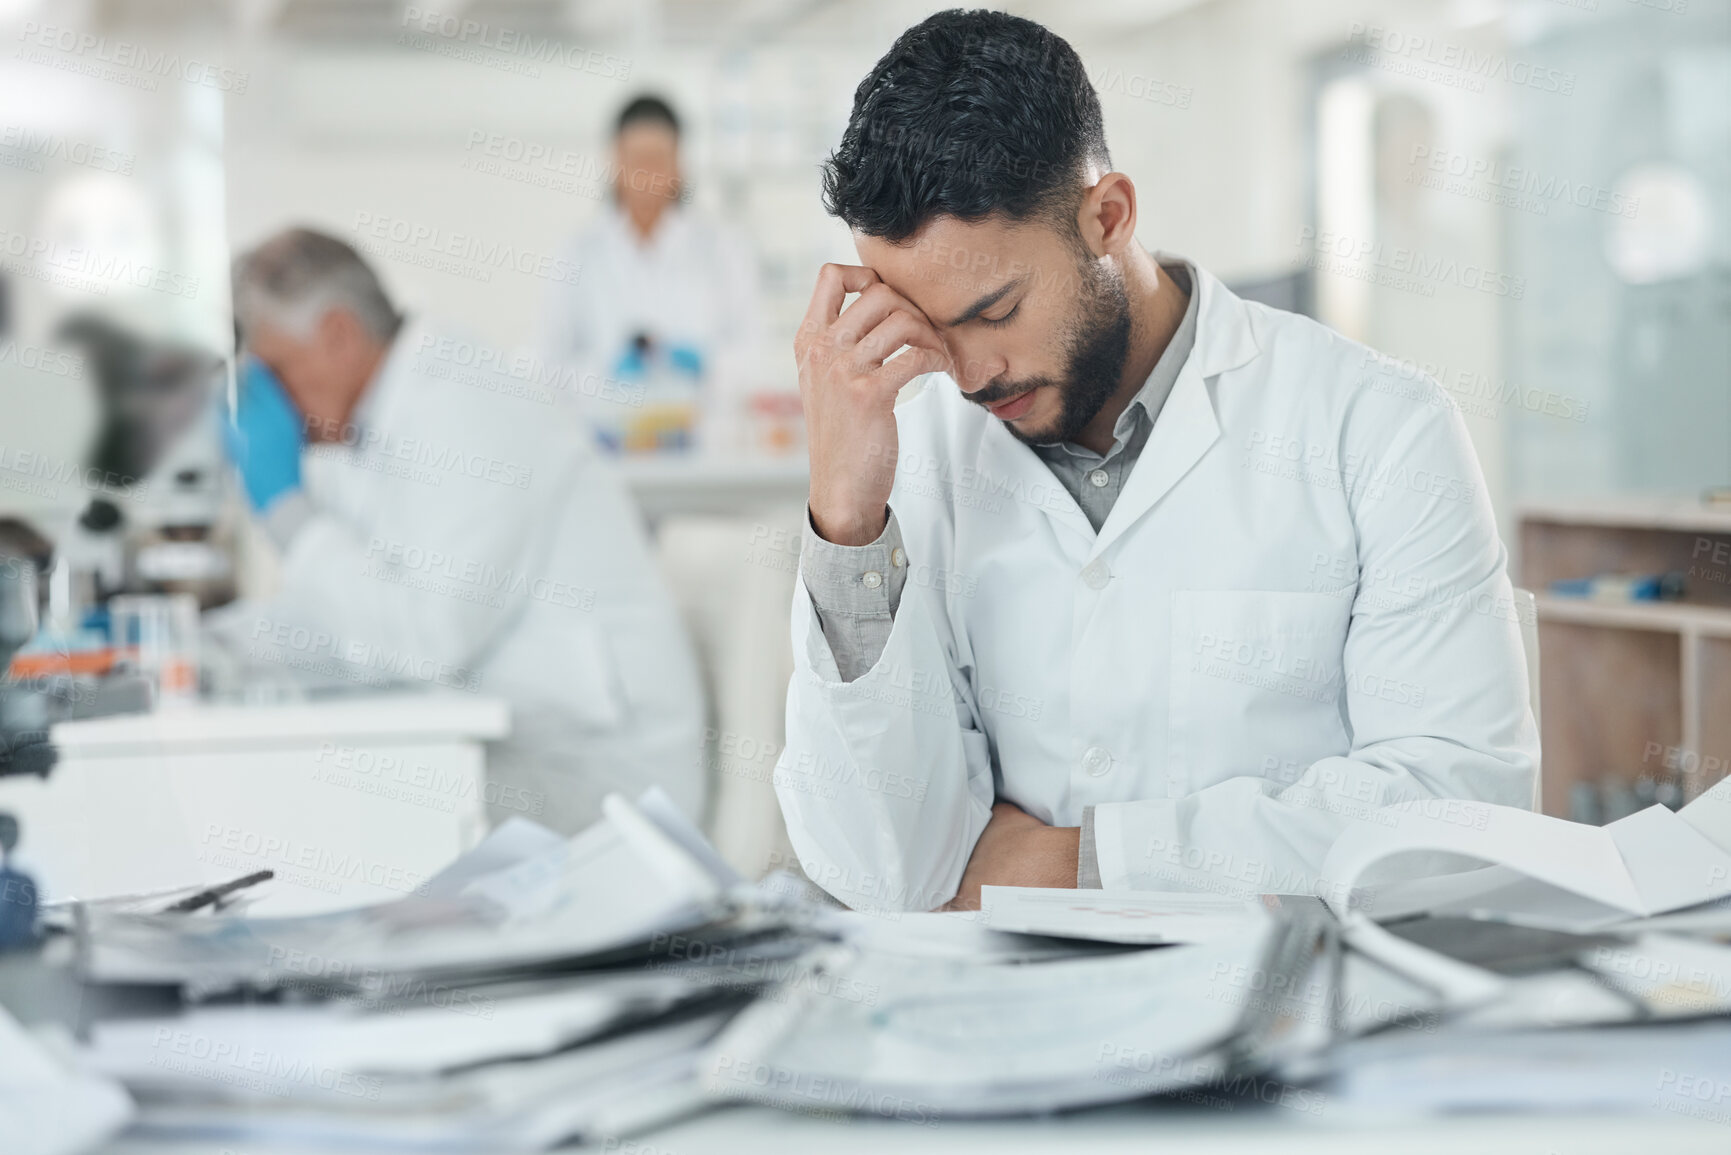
[160,870,275,914]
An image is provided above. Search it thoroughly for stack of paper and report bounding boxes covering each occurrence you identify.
[69,790,801,1150]
[77,793,736,993]
[1261,778,1731,1115]
[1318,1020,1731,1116]
[698,898,1332,1119]
[97,1011,735,1151]
[59,774,1731,1142]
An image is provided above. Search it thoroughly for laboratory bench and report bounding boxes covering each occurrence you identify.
[0,690,508,918]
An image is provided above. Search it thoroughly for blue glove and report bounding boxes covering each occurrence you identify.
[667,343,705,379]
[612,343,648,380]
[221,356,304,513]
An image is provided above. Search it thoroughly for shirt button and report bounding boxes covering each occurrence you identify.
[1081,745,1113,777]
[862,570,883,589]
[889,547,906,568]
[1087,468,1110,488]
[1082,561,1110,590]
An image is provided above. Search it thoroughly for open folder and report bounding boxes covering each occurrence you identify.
[1320,775,1731,931]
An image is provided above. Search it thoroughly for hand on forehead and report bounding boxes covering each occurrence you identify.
[852,214,1076,330]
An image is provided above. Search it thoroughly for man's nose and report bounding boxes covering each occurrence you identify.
[948,346,1005,391]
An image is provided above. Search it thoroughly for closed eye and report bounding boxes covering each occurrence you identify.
[979,303,1020,328]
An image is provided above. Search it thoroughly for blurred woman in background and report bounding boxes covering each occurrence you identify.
[542,95,763,453]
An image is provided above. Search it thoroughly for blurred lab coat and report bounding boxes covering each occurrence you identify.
[542,205,762,440]
[212,317,706,833]
[774,265,1539,911]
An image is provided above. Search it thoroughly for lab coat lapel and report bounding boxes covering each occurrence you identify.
[1090,265,1260,561]
[976,416,1095,546]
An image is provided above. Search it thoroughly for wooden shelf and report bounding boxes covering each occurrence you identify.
[1533,596,1731,639]
[1520,500,1730,818]
[1517,496,1731,535]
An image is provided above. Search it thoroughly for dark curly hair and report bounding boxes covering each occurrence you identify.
[821,9,1110,245]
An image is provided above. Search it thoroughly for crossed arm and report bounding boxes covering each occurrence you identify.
[940,802,1080,910]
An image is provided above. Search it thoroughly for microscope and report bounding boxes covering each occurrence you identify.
[0,520,56,780]
[0,520,53,950]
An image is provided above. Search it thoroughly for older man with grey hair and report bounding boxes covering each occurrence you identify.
[215,226,706,833]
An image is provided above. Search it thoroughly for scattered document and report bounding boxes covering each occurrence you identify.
[119,1011,732,1151]
[65,792,794,1151]
[700,917,1304,1118]
[826,910,1125,963]
[1321,776,1731,931]
[40,776,1731,1148]
[77,792,731,991]
[978,886,1267,945]
[1576,934,1731,1019]
[1317,1020,1731,1116]
[86,972,721,1088]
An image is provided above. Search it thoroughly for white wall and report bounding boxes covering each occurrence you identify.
[215,0,1516,518]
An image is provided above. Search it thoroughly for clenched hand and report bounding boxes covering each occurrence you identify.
[797,264,950,546]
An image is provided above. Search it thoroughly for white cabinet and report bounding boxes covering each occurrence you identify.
[0,693,509,916]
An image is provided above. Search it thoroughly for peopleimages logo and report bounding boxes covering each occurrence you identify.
[1407,145,1638,219]
[399,8,631,80]
[0,228,201,299]
[303,415,536,490]
[15,22,250,92]
[0,125,135,174]
[351,212,581,286]
[1297,227,1526,301]
[200,822,430,896]
[0,339,82,378]
[1344,23,1576,95]
[0,443,146,497]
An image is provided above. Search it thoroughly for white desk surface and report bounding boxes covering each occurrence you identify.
[97,1102,1731,1155]
[50,691,510,754]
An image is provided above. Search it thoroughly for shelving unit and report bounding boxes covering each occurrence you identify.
[1519,498,1731,816]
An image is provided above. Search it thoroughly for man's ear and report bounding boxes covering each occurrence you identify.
[1078,172,1138,259]
[318,307,367,352]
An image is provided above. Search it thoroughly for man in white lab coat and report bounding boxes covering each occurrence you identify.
[220,228,705,833]
[776,12,1538,911]
[541,95,762,446]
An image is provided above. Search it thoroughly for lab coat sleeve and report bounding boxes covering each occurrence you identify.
[224,466,548,686]
[774,546,995,912]
[798,509,907,682]
[1092,392,1540,896]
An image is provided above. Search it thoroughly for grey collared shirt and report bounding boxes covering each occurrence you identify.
[798,257,1200,889]
[1028,260,1196,533]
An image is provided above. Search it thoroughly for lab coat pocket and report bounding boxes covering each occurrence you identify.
[1169,590,1353,789]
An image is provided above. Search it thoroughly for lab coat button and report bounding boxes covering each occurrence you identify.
[862,570,884,590]
[1087,468,1110,488]
[1082,745,1113,777]
[1082,561,1110,590]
